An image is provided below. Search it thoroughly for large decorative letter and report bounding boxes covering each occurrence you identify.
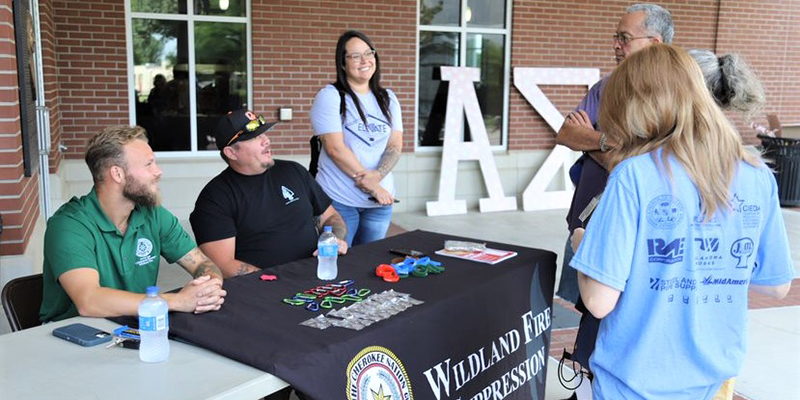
[513,68,600,211]
[426,67,517,217]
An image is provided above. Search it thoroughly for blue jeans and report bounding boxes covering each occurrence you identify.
[331,200,393,246]
[556,235,580,304]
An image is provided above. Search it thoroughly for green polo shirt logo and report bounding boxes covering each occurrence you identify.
[135,238,157,266]
[40,187,198,322]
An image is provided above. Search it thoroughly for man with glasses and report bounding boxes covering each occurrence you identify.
[190,110,348,279]
[557,3,674,301]
[553,4,673,400]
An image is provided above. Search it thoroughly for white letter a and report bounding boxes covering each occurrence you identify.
[426,67,516,216]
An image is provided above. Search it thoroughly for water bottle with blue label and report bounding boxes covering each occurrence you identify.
[138,286,169,362]
[317,226,338,280]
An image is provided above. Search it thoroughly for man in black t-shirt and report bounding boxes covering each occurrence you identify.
[190,110,348,278]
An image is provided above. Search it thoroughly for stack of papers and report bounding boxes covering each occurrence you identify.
[435,248,517,265]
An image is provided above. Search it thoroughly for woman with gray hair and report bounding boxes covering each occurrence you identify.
[689,49,766,119]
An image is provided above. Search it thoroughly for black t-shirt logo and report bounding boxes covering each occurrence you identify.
[282,185,299,205]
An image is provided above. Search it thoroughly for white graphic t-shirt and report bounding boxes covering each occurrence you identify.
[311,84,403,208]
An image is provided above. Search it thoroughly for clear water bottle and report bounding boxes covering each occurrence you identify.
[317,226,338,280]
[138,286,169,363]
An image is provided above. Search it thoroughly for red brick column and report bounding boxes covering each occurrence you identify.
[0,0,40,256]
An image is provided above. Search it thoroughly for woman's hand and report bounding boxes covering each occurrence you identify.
[370,186,394,205]
[353,169,382,192]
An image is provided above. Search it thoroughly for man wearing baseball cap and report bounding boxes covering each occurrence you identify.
[190,110,348,278]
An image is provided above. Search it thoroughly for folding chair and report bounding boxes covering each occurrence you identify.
[1,273,43,332]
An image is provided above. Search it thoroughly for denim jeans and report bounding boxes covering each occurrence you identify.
[331,200,393,246]
[556,235,580,304]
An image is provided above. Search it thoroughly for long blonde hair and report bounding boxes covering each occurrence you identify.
[598,44,762,219]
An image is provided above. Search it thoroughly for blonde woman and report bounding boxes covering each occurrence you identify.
[570,44,793,399]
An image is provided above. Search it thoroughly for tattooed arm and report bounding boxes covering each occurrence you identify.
[376,131,403,178]
[171,247,226,313]
[54,247,227,318]
[354,131,402,205]
[197,238,262,278]
[177,247,225,280]
[316,205,349,255]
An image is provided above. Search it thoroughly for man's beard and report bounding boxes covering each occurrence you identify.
[123,176,161,207]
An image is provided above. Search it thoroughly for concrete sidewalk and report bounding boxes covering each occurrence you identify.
[391,207,800,400]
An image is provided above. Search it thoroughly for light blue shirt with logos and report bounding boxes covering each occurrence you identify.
[570,150,794,400]
[311,84,403,208]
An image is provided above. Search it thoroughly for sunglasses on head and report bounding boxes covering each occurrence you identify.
[227,114,268,146]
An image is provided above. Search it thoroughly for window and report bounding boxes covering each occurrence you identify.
[417,0,511,149]
[126,0,251,153]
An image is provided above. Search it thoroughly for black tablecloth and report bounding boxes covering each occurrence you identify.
[169,230,556,400]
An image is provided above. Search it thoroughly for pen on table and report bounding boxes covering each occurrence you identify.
[368,196,400,203]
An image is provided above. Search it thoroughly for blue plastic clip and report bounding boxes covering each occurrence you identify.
[392,258,416,275]
[113,325,140,339]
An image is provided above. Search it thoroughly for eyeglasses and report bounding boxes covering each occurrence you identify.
[227,114,268,146]
[612,33,654,46]
[345,49,377,63]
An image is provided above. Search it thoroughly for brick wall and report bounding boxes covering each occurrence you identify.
[509,0,719,150]
[46,0,800,157]
[52,0,127,159]
[716,0,800,143]
[0,0,39,256]
[251,0,418,155]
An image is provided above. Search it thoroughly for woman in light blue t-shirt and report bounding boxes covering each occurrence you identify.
[311,31,403,246]
[570,44,793,400]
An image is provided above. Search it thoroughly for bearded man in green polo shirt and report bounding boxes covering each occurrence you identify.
[40,126,227,322]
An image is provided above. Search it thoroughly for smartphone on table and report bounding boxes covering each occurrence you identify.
[52,323,113,347]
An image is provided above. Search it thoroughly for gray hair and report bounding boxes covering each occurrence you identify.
[626,4,674,44]
[688,49,766,120]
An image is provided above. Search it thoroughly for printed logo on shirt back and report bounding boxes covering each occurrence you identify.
[646,195,685,229]
[647,238,685,264]
[731,194,761,229]
[692,214,720,227]
[730,238,754,268]
[690,237,724,271]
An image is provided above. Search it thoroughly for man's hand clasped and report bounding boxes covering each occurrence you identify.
[175,275,227,314]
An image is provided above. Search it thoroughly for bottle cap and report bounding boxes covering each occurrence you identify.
[324,226,332,232]
[146,286,160,295]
